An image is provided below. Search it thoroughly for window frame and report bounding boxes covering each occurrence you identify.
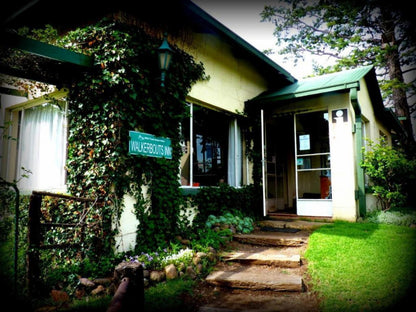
[179,102,242,188]
[2,89,68,193]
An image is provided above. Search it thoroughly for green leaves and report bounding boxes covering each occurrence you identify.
[63,19,205,252]
[261,0,416,138]
[361,138,416,210]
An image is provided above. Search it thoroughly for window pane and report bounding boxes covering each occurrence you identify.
[17,103,67,192]
[296,111,331,200]
[298,171,331,199]
[297,154,330,170]
[192,106,228,186]
[296,112,329,155]
[180,111,191,186]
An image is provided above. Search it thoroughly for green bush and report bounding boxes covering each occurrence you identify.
[189,184,262,228]
[361,138,416,210]
[205,212,254,234]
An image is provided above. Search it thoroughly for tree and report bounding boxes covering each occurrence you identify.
[261,0,416,142]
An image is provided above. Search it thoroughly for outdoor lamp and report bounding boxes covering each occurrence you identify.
[158,33,173,87]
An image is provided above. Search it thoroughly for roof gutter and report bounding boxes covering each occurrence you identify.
[350,87,366,218]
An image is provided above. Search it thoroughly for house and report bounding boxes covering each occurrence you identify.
[247,66,404,221]
[0,1,402,251]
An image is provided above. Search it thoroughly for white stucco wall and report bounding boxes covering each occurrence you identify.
[179,33,270,114]
[329,96,358,221]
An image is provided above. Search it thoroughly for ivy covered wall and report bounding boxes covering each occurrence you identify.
[63,19,206,251]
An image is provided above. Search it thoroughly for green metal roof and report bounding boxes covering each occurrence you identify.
[249,65,374,103]
[2,32,93,67]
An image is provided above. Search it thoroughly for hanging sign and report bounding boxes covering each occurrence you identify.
[129,131,172,159]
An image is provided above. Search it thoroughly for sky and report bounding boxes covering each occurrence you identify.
[191,0,318,79]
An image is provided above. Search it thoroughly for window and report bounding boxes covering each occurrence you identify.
[3,98,67,193]
[180,103,242,187]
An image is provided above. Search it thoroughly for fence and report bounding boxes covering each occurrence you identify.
[27,191,100,295]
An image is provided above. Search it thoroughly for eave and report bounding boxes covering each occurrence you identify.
[1,32,93,67]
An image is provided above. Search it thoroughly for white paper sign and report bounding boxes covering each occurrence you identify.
[299,134,310,151]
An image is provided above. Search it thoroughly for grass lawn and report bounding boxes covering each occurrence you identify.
[305,221,416,311]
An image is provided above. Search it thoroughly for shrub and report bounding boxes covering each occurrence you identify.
[188,184,262,229]
[365,208,416,226]
[361,138,416,210]
[205,212,254,234]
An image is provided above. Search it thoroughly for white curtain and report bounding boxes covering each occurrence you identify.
[228,118,242,187]
[17,103,67,192]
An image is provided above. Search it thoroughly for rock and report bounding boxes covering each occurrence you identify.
[165,264,178,280]
[75,288,85,299]
[114,261,143,281]
[220,224,230,230]
[91,285,105,296]
[181,238,191,245]
[185,266,196,279]
[150,270,165,283]
[176,235,191,245]
[207,248,217,262]
[143,269,150,278]
[79,277,95,288]
[50,289,69,303]
[93,277,112,285]
[193,251,208,265]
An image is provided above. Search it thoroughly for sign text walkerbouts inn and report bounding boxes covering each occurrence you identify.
[129,131,172,159]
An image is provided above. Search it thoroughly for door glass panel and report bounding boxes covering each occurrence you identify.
[296,111,331,199]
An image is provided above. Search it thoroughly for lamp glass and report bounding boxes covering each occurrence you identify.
[158,37,173,71]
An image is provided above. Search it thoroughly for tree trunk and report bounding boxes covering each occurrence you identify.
[381,8,414,141]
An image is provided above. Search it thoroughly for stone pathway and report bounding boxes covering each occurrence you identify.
[198,218,328,312]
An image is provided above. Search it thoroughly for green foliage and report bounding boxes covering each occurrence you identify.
[205,212,254,234]
[261,0,415,139]
[59,19,205,252]
[361,138,416,210]
[60,296,112,312]
[144,279,195,312]
[189,184,262,228]
[191,227,232,251]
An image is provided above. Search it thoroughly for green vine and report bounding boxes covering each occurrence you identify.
[60,19,205,252]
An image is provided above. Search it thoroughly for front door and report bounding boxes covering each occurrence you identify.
[265,115,296,214]
[295,111,332,217]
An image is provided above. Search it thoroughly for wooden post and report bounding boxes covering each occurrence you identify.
[27,192,42,296]
[108,262,145,311]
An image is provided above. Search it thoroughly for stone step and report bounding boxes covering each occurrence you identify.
[205,264,303,292]
[221,246,301,268]
[257,219,329,231]
[233,230,309,247]
[198,290,320,312]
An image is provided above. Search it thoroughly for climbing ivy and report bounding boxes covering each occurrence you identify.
[59,19,205,252]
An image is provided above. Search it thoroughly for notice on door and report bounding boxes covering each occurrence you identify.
[129,131,172,159]
[299,134,310,151]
